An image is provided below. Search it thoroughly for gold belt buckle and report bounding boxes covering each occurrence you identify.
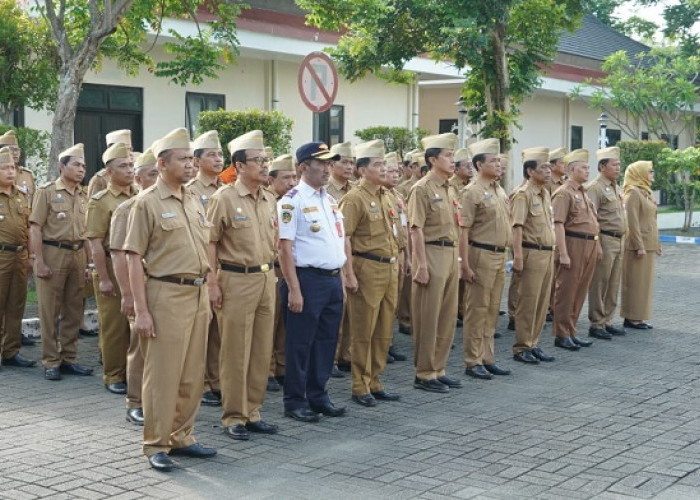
[260,263,270,272]
[594,235,599,241]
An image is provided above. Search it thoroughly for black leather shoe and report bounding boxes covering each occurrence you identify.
[352,393,377,407]
[624,319,652,330]
[126,408,144,425]
[546,312,553,322]
[106,381,127,394]
[588,327,612,340]
[531,348,555,362]
[388,346,406,361]
[371,390,401,401]
[266,376,281,392]
[284,407,321,423]
[59,363,93,376]
[507,317,515,331]
[21,335,36,346]
[484,364,511,376]
[554,337,580,351]
[413,377,450,393]
[2,354,37,367]
[79,328,99,337]
[44,367,61,380]
[148,452,175,472]
[201,390,222,406]
[310,402,346,417]
[464,365,493,380]
[398,323,411,335]
[386,353,395,364]
[437,375,462,388]
[331,364,345,378]
[245,420,279,434]
[571,336,593,347]
[224,424,250,441]
[605,324,626,336]
[513,351,539,364]
[169,443,217,457]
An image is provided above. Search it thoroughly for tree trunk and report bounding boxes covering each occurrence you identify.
[487,21,513,192]
[682,184,691,232]
[0,104,14,126]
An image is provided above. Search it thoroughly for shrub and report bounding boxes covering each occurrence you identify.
[355,126,431,159]
[197,109,294,158]
[0,125,51,182]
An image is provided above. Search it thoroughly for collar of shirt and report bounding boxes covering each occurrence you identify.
[426,170,449,188]
[55,176,78,195]
[359,178,381,195]
[598,174,618,190]
[526,180,547,197]
[155,176,185,200]
[107,182,134,197]
[565,178,584,192]
[474,175,499,192]
[328,176,350,192]
[196,173,221,188]
[233,179,266,200]
[297,179,327,201]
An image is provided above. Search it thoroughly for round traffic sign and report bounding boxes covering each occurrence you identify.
[298,52,339,113]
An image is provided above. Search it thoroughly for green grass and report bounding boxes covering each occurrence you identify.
[26,288,37,304]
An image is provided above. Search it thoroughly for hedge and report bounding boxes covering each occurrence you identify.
[0,125,50,182]
[355,126,431,159]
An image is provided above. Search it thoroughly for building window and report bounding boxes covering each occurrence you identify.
[641,132,649,141]
[660,134,679,150]
[186,92,225,137]
[313,105,344,145]
[570,125,583,150]
[439,119,458,134]
[606,128,621,146]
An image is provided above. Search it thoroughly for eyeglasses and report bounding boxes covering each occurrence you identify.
[246,156,271,166]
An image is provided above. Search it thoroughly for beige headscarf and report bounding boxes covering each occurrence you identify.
[623,161,653,195]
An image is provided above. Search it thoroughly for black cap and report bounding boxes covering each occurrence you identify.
[296,142,340,164]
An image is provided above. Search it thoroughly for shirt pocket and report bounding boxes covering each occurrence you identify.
[50,202,72,222]
[159,218,186,232]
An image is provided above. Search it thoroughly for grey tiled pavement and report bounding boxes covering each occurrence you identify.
[1,244,699,499]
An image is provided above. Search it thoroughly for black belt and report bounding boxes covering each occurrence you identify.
[297,266,340,277]
[426,240,455,247]
[353,252,398,264]
[43,240,84,251]
[600,230,624,239]
[0,243,25,252]
[522,241,555,251]
[469,241,508,253]
[149,275,207,286]
[565,231,599,241]
[220,262,273,274]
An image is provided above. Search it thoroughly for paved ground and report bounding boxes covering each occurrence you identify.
[1,244,699,500]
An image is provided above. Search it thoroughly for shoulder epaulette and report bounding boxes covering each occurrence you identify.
[91,189,107,200]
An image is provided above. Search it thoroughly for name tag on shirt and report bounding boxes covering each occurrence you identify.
[161,212,176,219]
[303,206,319,213]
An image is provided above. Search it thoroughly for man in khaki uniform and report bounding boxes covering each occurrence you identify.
[326,142,355,376]
[86,142,137,394]
[341,140,401,407]
[266,154,297,392]
[586,147,627,340]
[449,148,473,326]
[110,148,158,425]
[510,148,556,365]
[30,144,92,380]
[88,129,133,197]
[459,139,512,380]
[401,150,418,183]
[124,127,216,471]
[545,147,568,321]
[0,147,35,368]
[186,130,225,407]
[408,134,461,393]
[0,130,35,203]
[207,130,279,441]
[552,149,601,351]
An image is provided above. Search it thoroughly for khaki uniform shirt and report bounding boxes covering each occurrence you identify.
[0,185,30,246]
[88,169,108,198]
[448,174,469,202]
[16,167,35,202]
[547,176,566,195]
[511,181,555,247]
[109,197,137,251]
[326,177,353,203]
[552,180,599,235]
[187,174,222,213]
[207,180,277,267]
[396,177,418,200]
[585,175,627,234]
[30,177,87,242]
[407,170,459,243]
[85,183,137,252]
[387,188,408,251]
[623,187,659,251]
[460,176,512,247]
[123,177,210,277]
[340,179,399,258]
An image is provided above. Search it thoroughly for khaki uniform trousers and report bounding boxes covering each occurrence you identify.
[347,257,398,396]
[411,245,458,380]
[588,234,623,328]
[93,264,130,384]
[463,247,507,367]
[512,248,553,355]
[126,317,143,409]
[0,251,28,359]
[334,303,351,364]
[397,270,412,327]
[621,251,656,321]
[507,270,520,318]
[553,238,597,337]
[218,270,275,427]
[37,245,86,368]
[204,314,221,392]
[269,266,286,378]
[141,279,208,457]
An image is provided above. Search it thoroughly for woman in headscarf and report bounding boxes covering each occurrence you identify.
[620,161,662,329]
